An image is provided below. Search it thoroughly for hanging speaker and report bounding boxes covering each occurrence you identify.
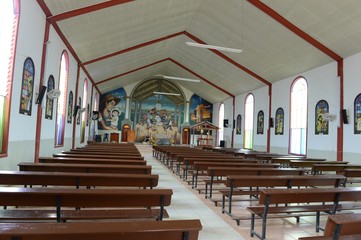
[223,119,229,128]
[35,86,47,104]
[92,111,99,120]
[269,117,274,128]
[342,109,348,124]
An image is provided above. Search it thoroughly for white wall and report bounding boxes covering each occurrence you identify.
[0,1,94,170]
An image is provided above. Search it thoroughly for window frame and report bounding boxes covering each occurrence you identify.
[244,93,254,149]
[0,0,20,157]
[289,76,308,155]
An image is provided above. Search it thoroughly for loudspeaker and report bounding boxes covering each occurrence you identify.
[223,119,229,128]
[92,111,99,120]
[342,109,348,124]
[35,86,47,104]
[269,117,274,128]
[233,119,235,129]
[73,105,80,117]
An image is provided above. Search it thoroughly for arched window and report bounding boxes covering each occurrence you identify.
[55,51,69,147]
[0,0,19,155]
[218,103,224,143]
[244,94,254,149]
[80,78,88,143]
[289,77,308,155]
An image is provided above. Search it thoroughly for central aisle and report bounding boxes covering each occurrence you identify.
[137,144,245,240]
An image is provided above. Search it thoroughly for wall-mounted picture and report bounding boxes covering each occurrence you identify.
[19,57,35,115]
[45,75,54,120]
[257,110,264,134]
[275,107,284,135]
[315,99,329,135]
[354,93,361,134]
[67,91,73,124]
[98,88,126,131]
[190,95,212,124]
[77,97,81,125]
[86,103,90,126]
[236,114,242,135]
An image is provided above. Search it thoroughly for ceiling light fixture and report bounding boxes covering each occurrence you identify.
[153,91,181,96]
[186,42,243,53]
[162,75,200,83]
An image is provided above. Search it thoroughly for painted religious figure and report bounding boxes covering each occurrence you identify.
[354,93,361,134]
[67,91,73,124]
[45,75,54,119]
[257,110,264,134]
[315,99,329,135]
[236,114,242,135]
[19,57,35,115]
[275,107,284,135]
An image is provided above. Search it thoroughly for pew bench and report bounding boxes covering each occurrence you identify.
[246,187,361,240]
[18,162,152,174]
[53,153,143,160]
[222,175,345,218]
[298,213,361,240]
[0,219,202,240]
[39,157,147,165]
[0,171,159,189]
[206,167,306,200]
[0,187,172,222]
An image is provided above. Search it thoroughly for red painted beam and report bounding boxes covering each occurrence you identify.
[48,0,134,24]
[81,32,186,66]
[248,0,342,62]
[185,32,271,87]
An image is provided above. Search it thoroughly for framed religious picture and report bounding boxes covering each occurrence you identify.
[257,110,264,134]
[275,107,284,135]
[67,91,73,124]
[45,75,54,120]
[236,114,242,135]
[77,97,81,125]
[86,103,90,126]
[354,93,361,134]
[315,99,329,135]
[19,57,35,115]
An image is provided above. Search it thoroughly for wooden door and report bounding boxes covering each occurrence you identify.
[182,128,190,144]
[121,124,130,142]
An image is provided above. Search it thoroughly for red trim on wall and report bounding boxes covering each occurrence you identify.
[248,0,342,62]
[34,21,51,162]
[337,60,344,161]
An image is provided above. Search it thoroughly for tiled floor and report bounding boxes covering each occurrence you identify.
[137,144,354,240]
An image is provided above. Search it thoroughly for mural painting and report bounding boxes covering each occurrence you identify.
[257,110,264,134]
[45,75,54,120]
[190,95,212,127]
[135,94,182,144]
[236,114,242,135]
[98,88,126,132]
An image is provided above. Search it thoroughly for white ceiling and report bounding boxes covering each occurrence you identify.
[39,0,361,103]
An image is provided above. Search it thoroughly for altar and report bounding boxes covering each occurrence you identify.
[190,121,219,147]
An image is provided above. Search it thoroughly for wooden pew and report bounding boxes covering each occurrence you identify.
[270,157,326,167]
[0,187,172,222]
[343,169,361,185]
[53,153,143,159]
[299,234,361,240]
[63,150,141,156]
[18,162,151,174]
[206,167,306,200]
[290,160,349,168]
[39,157,147,165]
[298,213,361,240]
[247,187,361,240]
[223,175,345,218]
[191,162,280,188]
[0,171,159,189]
[0,219,202,240]
[312,164,361,175]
